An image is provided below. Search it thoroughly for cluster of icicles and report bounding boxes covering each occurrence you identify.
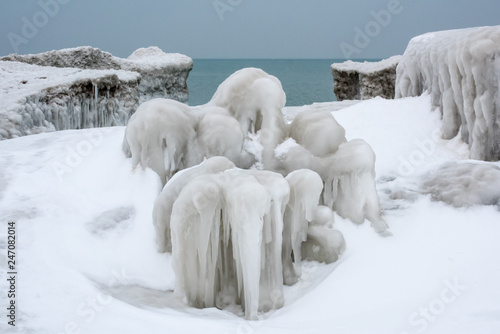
[122,68,389,319]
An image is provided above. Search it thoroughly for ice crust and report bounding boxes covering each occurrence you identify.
[0,46,192,140]
[395,26,500,161]
[128,68,385,318]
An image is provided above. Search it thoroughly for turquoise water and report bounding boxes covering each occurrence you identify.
[187,59,346,107]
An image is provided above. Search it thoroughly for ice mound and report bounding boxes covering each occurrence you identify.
[123,98,200,185]
[169,167,288,320]
[158,159,343,319]
[124,68,386,318]
[278,111,388,233]
[208,67,288,169]
[395,26,500,161]
[420,161,500,207]
[123,68,286,184]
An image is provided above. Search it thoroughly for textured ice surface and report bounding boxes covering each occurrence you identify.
[0,61,140,139]
[331,56,401,101]
[279,111,388,234]
[208,68,287,170]
[395,26,500,161]
[0,47,192,140]
[282,169,324,285]
[419,161,500,207]
[123,98,199,185]
[169,168,289,319]
[123,68,287,183]
[153,157,235,253]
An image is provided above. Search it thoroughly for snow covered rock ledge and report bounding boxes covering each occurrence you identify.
[331,56,401,101]
[1,46,193,104]
[395,26,500,161]
[0,61,141,139]
[0,47,193,140]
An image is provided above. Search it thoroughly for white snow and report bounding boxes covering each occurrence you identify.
[395,25,500,161]
[1,92,500,333]
[331,55,402,75]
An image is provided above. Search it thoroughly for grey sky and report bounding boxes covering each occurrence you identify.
[1,0,499,59]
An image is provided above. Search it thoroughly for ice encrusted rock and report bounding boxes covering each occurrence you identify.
[1,46,193,103]
[0,47,193,140]
[331,56,401,101]
[0,61,140,139]
[395,26,500,161]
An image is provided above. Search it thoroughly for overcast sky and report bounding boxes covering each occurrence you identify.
[1,0,499,59]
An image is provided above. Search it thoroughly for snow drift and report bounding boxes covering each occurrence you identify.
[419,161,500,207]
[126,68,385,318]
[395,26,500,161]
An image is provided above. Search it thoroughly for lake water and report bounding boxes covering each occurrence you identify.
[187,59,366,107]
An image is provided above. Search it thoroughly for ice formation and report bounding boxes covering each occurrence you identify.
[208,68,288,169]
[301,205,346,264]
[123,68,286,183]
[395,26,500,161]
[331,56,401,101]
[280,111,388,233]
[123,98,199,185]
[419,161,500,207]
[282,169,324,285]
[0,47,192,140]
[153,157,236,253]
[128,67,387,318]
[169,168,289,320]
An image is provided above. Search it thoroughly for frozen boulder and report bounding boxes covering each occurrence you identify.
[395,26,500,161]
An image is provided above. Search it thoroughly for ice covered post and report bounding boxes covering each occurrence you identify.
[395,26,500,161]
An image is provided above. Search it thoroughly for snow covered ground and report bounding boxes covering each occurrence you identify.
[1,94,500,334]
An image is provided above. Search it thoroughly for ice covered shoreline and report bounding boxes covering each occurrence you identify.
[0,46,192,140]
[396,25,500,161]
